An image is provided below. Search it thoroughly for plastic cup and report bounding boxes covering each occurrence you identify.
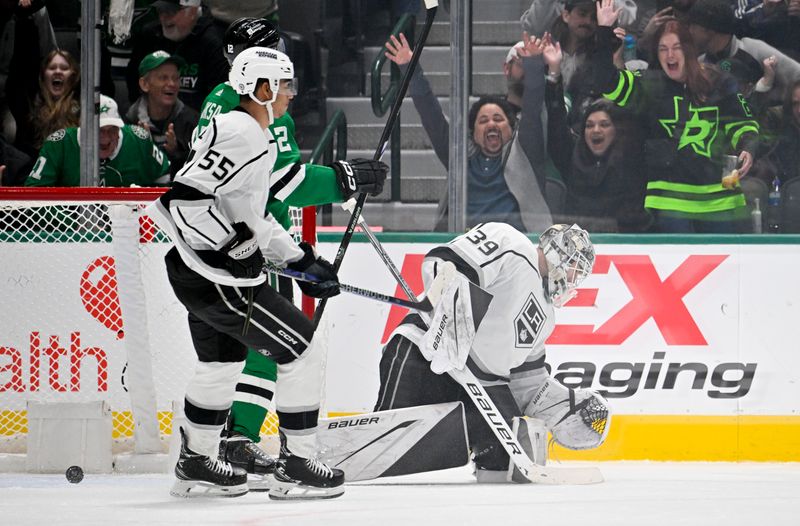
[721,155,740,189]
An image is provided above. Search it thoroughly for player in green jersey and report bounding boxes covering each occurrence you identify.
[198,18,388,490]
[26,95,171,187]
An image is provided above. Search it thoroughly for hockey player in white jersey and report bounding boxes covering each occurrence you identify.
[375,222,611,482]
[148,47,344,500]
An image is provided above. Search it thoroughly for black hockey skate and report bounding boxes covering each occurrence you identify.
[171,428,248,498]
[220,432,276,491]
[269,433,344,500]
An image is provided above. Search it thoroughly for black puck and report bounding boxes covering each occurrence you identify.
[66,465,84,484]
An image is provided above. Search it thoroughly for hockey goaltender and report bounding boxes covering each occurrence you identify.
[318,222,612,485]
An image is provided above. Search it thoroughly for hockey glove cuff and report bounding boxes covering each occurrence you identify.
[221,222,264,279]
[331,158,388,199]
[287,242,341,299]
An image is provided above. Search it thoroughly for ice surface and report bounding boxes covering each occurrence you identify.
[2,462,799,526]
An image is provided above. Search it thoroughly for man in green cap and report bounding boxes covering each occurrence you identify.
[126,50,199,177]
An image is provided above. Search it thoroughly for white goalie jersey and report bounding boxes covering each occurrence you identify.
[147,110,303,286]
[392,222,555,381]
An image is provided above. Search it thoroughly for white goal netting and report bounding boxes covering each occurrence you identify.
[0,187,317,458]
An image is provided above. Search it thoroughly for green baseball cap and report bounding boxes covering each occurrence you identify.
[138,50,187,77]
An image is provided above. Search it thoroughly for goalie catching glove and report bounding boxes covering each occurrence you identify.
[220,222,264,279]
[331,158,388,199]
[524,377,611,450]
[287,242,340,299]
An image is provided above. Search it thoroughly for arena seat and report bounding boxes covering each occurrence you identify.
[780,176,800,233]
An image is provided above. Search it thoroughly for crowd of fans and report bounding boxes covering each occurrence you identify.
[0,0,798,233]
[537,0,800,233]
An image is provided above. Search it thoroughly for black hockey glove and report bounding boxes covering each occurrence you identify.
[220,222,264,279]
[287,242,340,299]
[331,158,388,199]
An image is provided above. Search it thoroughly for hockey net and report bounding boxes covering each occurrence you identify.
[0,187,318,459]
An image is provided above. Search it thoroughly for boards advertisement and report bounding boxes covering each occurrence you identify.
[316,239,800,461]
[2,235,798,460]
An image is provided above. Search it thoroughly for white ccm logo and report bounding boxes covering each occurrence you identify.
[341,162,357,191]
[277,329,298,345]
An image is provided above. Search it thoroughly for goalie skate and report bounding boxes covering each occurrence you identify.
[170,428,249,498]
[268,435,344,500]
[220,433,276,491]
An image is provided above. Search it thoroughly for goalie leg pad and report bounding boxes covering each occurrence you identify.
[317,402,469,481]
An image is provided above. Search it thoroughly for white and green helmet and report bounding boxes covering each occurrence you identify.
[229,46,294,121]
[539,224,595,307]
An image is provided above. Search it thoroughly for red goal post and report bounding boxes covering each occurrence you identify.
[0,187,317,461]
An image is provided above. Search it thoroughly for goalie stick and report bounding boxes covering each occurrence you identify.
[448,367,605,486]
[313,0,439,328]
[264,263,434,312]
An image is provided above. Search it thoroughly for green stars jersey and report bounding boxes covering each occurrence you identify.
[26,126,171,187]
[592,27,758,218]
[195,82,343,229]
[603,71,756,216]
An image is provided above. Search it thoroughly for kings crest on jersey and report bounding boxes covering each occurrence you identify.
[391,222,555,379]
[146,110,303,286]
[515,293,547,349]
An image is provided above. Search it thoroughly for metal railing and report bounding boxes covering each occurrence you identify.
[308,109,348,225]
[370,13,416,202]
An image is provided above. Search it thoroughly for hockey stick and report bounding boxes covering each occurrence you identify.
[448,367,605,485]
[264,263,433,312]
[313,0,439,328]
[342,199,416,300]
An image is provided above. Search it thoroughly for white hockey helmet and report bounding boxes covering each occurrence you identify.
[229,46,294,119]
[539,224,595,307]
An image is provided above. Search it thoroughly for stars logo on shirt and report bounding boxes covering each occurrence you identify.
[132,125,151,141]
[658,96,719,159]
[46,129,66,142]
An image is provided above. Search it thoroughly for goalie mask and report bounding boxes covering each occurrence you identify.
[224,17,283,65]
[539,224,595,307]
[229,47,295,122]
